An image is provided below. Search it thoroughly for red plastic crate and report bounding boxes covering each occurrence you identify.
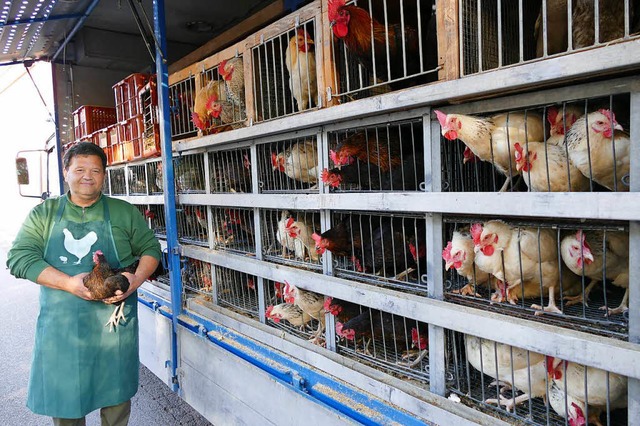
[73,106,117,140]
[113,73,152,122]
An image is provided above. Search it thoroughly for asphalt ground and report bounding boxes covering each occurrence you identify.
[0,244,212,426]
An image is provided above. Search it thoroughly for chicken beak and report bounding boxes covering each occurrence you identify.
[445,260,454,271]
[614,122,623,131]
[583,250,594,263]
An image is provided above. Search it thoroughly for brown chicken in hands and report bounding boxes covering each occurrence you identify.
[442,230,494,297]
[83,250,132,331]
[565,109,630,191]
[272,140,319,185]
[285,29,317,112]
[435,110,545,192]
[284,281,326,344]
[266,303,312,330]
[514,142,590,192]
[466,335,547,410]
[327,0,436,89]
[548,356,627,424]
[471,221,579,313]
[219,57,245,107]
[561,230,629,315]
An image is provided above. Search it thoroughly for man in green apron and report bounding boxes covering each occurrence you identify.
[7,142,161,426]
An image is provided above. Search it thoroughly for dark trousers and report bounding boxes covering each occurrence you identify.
[52,400,131,426]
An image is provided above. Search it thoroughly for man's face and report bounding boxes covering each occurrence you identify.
[63,155,105,202]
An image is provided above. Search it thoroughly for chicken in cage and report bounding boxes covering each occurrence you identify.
[447,331,628,425]
[327,0,438,103]
[108,167,127,195]
[252,20,316,122]
[258,137,318,192]
[443,218,629,338]
[436,94,631,193]
[322,120,424,192]
[330,301,429,376]
[177,205,209,246]
[143,204,166,237]
[181,257,212,301]
[174,153,206,193]
[209,148,252,193]
[281,280,327,345]
[170,76,197,140]
[262,209,321,267]
[265,279,323,342]
[215,266,259,319]
[211,207,255,253]
[127,164,148,195]
[146,160,163,194]
[313,213,427,292]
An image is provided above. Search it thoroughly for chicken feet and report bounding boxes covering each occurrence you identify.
[397,349,428,368]
[531,286,563,316]
[600,288,629,317]
[105,302,126,332]
[453,283,483,298]
[485,393,532,412]
[564,279,599,307]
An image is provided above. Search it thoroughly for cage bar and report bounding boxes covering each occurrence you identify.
[169,76,197,140]
[215,266,259,319]
[174,153,206,194]
[144,204,166,238]
[258,136,319,193]
[209,147,253,193]
[210,207,256,254]
[182,257,213,302]
[109,166,126,196]
[261,208,322,269]
[177,205,209,247]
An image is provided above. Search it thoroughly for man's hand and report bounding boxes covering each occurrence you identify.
[102,272,141,304]
[65,273,94,300]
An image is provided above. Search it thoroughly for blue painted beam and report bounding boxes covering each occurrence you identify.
[0,13,83,28]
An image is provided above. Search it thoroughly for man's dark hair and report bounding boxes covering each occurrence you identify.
[63,142,107,171]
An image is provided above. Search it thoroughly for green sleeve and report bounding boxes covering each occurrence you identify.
[6,200,56,283]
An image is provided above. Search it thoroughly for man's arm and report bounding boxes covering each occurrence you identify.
[104,255,159,304]
[35,267,94,300]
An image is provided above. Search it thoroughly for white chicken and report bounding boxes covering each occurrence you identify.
[266,303,312,329]
[548,381,594,426]
[561,230,629,315]
[514,141,590,192]
[471,221,580,313]
[435,110,544,192]
[271,139,319,185]
[62,229,98,264]
[564,109,630,191]
[442,231,494,297]
[465,335,548,410]
[285,29,317,112]
[284,281,325,344]
[276,210,319,262]
[548,356,627,424]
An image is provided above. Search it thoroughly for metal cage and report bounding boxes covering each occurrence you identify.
[261,208,322,269]
[215,266,259,319]
[169,76,197,140]
[210,206,256,254]
[208,147,253,193]
[257,135,319,193]
[174,153,206,194]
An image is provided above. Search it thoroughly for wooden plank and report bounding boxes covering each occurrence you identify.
[244,46,257,124]
[244,1,321,48]
[320,0,340,107]
[436,0,460,81]
[168,0,286,75]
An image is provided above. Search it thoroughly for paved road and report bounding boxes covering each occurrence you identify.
[0,245,212,426]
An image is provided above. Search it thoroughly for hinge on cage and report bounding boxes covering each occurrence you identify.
[260,34,265,44]
[200,63,205,74]
[234,49,240,58]
[290,371,307,392]
[326,87,333,102]
[294,16,300,27]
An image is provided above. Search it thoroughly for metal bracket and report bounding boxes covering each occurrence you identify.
[197,324,208,338]
[171,245,182,256]
[326,87,333,102]
[260,34,265,44]
[294,16,300,27]
[290,371,307,392]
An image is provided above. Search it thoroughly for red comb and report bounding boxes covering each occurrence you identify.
[442,241,453,261]
[191,112,205,130]
[328,0,346,20]
[434,110,448,127]
[598,108,616,125]
[329,150,339,165]
[271,152,279,167]
[470,223,483,246]
[205,94,218,113]
[218,59,228,76]
[285,217,295,228]
[311,233,322,244]
[321,169,331,183]
[547,107,558,126]
[323,297,333,312]
[514,143,523,161]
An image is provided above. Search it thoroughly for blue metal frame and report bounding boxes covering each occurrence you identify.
[153,0,183,393]
[0,13,83,28]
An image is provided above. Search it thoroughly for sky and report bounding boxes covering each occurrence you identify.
[0,62,57,250]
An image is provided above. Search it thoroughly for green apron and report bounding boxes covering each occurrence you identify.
[27,196,139,418]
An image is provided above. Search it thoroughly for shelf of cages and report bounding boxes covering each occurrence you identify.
[257,133,320,193]
[456,0,639,77]
[174,152,207,194]
[214,265,259,320]
[209,206,256,255]
[105,158,164,197]
[316,211,428,294]
[176,204,209,247]
[436,88,633,194]
[208,145,253,193]
[248,1,323,123]
[323,117,425,192]
[143,203,167,238]
[325,0,439,105]
[261,208,322,271]
[446,329,629,426]
[167,74,197,141]
[442,215,630,341]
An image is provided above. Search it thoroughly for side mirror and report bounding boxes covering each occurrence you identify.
[16,157,30,185]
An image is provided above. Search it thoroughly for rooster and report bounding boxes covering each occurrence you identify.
[313,215,374,258]
[285,29,317,111]
[572,0,630,48]
[266,303,312,329]
[284,281,325,344]
[272,140,319,185]
[435,110,545,192]
[442,230,494,297]
[83,250,132,331]
[514,142,590,192]
[63,228,98,265]
[331,129,404,173]
[192,79,226,132]
[465,335,548,410]
[548,356,627,424]
[324,296,362,323]
[327,0,437,89]
[564,109,630,192]
[219,57,245,107]
[560,230,629,315]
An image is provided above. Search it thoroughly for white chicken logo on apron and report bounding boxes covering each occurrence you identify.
[61,228,98,264]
